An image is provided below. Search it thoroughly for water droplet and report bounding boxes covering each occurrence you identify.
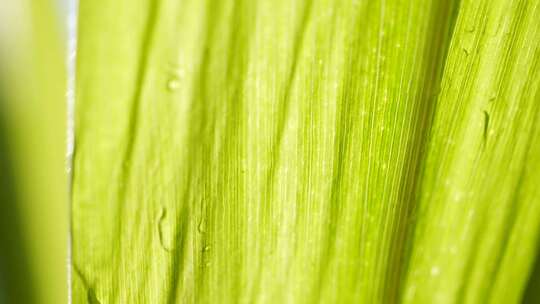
[88,288,101,304]
[482,110,490,142]
[167,77,180,92]
[453,191,464,202]
[462,48,470,56]
[492,19,505,37]
[197,219,206,234]
[203,246,211,252]
[158,207,172,252]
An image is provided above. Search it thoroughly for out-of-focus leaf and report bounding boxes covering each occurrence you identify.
[0,1,67,303]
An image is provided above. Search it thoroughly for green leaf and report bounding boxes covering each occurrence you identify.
[73,0,540,303]
[402,0,540,303]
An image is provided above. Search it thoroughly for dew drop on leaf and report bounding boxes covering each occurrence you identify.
[88,288,101,304]
[166,77,180,92]
[483,110,490,142]
[158,207,172,252]
[198,219,206,234]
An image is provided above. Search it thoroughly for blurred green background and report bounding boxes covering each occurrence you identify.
[0,1,67,303]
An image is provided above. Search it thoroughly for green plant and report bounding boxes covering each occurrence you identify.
[4,0,537,303]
